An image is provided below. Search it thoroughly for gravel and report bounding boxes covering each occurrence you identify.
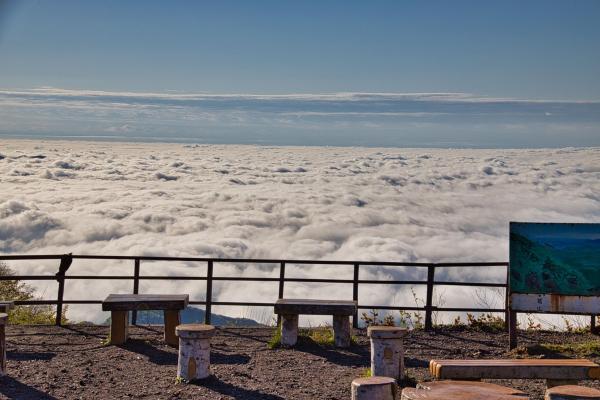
[1,325,599,399]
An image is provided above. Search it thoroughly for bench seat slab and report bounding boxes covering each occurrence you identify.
[430,359,600,381]
[401,380,529,400]
[545,385,600,400]
[102,294,189,311]
[274,299,357,316]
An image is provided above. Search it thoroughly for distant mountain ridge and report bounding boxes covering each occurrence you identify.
[103,306,262,327]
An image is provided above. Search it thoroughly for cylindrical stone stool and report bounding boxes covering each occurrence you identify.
[401,381,529,400]
[175,324,215,381]
[545,385,600,400]
[351,376,397,400]
[0,313,7,376]
[368,326,408,380]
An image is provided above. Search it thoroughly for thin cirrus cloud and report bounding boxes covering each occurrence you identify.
[1,87,599,147]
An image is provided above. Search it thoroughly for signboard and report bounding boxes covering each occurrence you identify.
[509,222,600,314]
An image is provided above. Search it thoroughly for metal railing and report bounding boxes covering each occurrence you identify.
[0,254,509,330]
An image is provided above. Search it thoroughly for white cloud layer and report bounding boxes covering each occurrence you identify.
[1,140,599,324]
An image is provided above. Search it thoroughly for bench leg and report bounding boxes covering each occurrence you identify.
[333,315,351,348]
[280,314,298,347]
[164,310,181,347]
[110,311,129,345]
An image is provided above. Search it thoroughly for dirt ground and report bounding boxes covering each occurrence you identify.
[1,325,599,399]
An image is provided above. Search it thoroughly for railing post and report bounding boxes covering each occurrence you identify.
[504,263,510,332]
[205,260,213,325]
[353,263,360,329]
[277,262,286,326]
[55,254,72,326]
[131,258,140,325]
[509,310,518,349]
[278,262,286,299]
[56,276,65,326]
[591,315,596,335]
[424,265,435,331]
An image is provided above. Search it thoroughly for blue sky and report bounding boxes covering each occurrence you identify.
[1,0,599,147]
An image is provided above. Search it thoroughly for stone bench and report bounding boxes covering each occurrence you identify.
[274,299,357,347]
[102,294,189,346]
[0,313,7,376]
[545,385,600,399]
[429,359,600,387]
[401,380,529,399]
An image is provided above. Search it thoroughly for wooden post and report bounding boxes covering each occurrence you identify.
[204,260,213,325]
[424,265,435,331]
[110,310,129,345]
[353,263,360,329]
[509,310,518,349]
[164,310,180,347]
[591,315,596,335]
[131,258,140,326]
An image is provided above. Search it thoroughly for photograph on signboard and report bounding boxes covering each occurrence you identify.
[510,222,600,297]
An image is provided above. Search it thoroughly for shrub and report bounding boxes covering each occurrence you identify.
[0,262,67,324]
[267,325,282,349]
[361,310,395,327]
[465,312,505,333]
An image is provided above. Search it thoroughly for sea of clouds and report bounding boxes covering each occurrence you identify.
[1,139,599,325]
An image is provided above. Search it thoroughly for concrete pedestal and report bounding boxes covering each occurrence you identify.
[368,326,408,380]
[351,376,397,400]
[280,314,299,347]
[333,315,351,348]
[175,324,215,381]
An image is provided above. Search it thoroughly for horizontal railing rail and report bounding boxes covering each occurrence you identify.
[0,254,509,329]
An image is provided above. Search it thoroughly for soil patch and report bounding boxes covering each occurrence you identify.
[1,325,599,399]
